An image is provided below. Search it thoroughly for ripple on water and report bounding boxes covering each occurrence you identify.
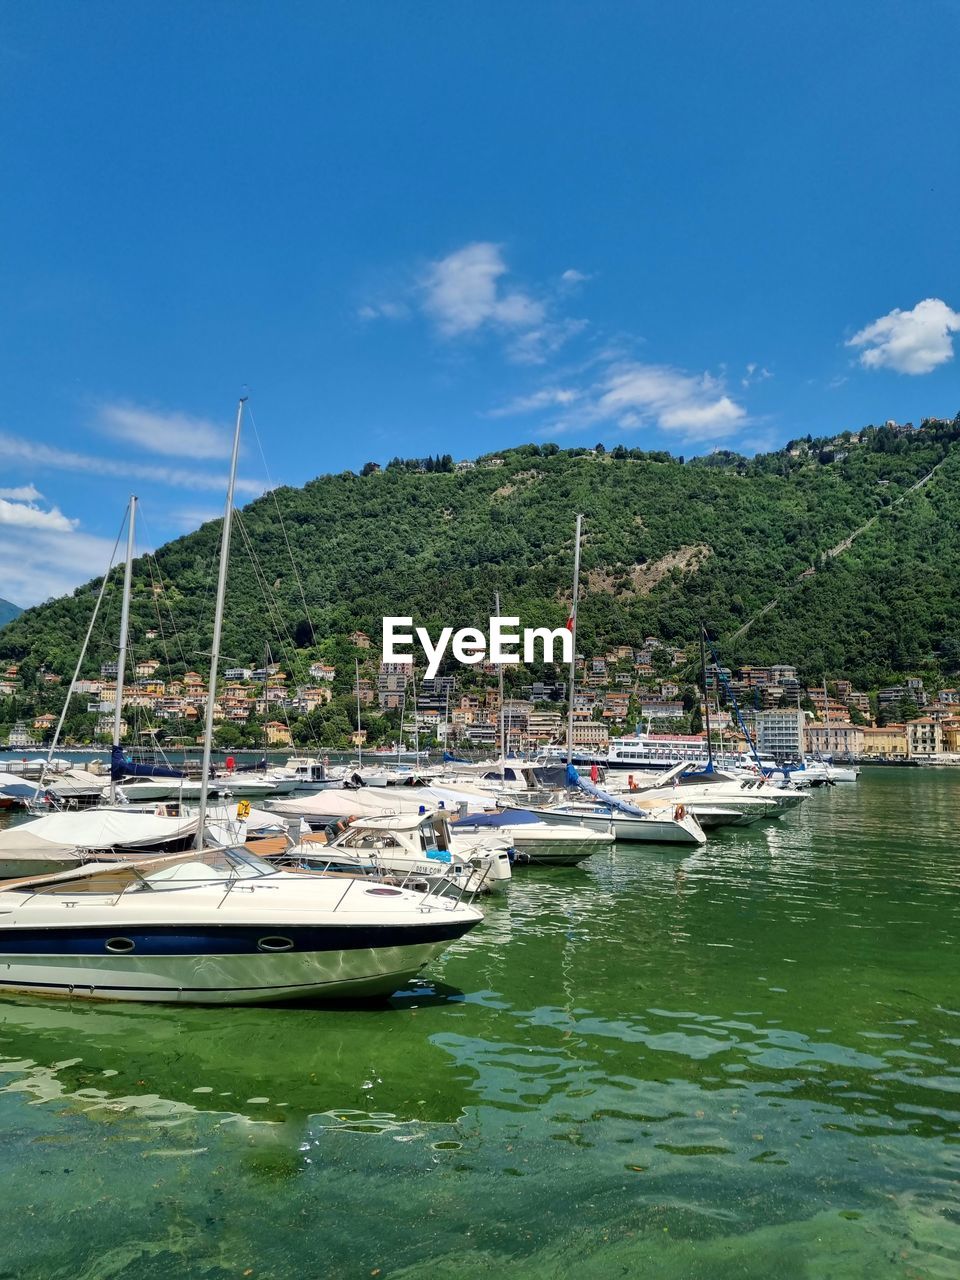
[0,768,958,1275]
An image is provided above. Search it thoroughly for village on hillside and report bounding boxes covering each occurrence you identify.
[1,628,956,763]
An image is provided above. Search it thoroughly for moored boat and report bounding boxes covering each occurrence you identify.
[0,847,483,1003]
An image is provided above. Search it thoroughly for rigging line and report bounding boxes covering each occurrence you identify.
[233,507,315,680]
[136,507,218,673]
[137,509,222,755]
[40,513,127,792]
[246,403,317,640]
[232,511,323,751]
[232,510,301,661]
[141,552,194,754]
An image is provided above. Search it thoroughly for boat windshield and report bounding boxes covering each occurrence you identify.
[140,846,279,888]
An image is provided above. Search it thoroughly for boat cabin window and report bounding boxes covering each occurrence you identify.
[140,846,278,886]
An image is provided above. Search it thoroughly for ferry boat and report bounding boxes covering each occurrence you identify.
[542,733,776,774]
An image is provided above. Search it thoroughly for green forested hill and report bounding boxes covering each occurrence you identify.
[2,417,960,690]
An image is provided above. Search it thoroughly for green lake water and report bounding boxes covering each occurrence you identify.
[0,768,957,1278]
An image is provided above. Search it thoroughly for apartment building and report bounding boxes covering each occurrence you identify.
[756,707,805,760]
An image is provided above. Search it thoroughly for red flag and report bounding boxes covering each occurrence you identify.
[565,615,575,631]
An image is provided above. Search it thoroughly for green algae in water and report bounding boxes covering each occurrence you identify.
[0,768,958,1277]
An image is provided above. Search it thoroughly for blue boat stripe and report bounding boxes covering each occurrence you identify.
[0,920,473,956]
[0,968,417,994]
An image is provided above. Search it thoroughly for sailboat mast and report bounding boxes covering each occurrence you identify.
[110,495,137,802]
[495,590,505,759]
[195,398,245,850]
[355,656,363,769]
[565,513,583,766]
[411,665,420,760]
[700,624,714,770]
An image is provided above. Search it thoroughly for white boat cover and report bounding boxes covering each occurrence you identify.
[268,783,496,821]
[0,810,198,855]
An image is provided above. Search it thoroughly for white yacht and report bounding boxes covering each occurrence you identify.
[0,846,483,1003]
[281,811,511,895]
[451,810,613,866]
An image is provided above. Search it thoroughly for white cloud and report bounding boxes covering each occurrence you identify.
[359,241,587,364]
[488,387,582,417]
[97,402,233,460]
[421,242,545,337]
[847,297,960,375]
[0,432,265,497]
[595,363,747,440]
[0,496,77,533]
[0,523,126,608]
[357,300,410,322]
[506,317,590,366]
[0,483,43,501]
[741,363,772,388]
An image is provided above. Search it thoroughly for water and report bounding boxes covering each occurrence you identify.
[0,769,957,1277]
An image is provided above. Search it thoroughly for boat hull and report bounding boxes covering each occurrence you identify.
[531,807,706,845]
[0,920,475,1004]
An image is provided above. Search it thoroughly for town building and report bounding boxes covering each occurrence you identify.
[522,681,566,703]
[860,724,908,758]
[804,722,864,758]
[756,707,805,760]
[527,710,563,742]
[906,717,943,757]
[639,699,684,720]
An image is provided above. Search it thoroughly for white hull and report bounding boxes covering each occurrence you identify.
[214,779,277,798]
[0,940,454,1004]
[509,834,604,866]
[0,855,483,1005]
[454,824,612,867]
[119,780,207,802]
[532,806,706,845]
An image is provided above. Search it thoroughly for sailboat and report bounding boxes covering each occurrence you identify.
[0,399,483,1003]
[530,515,707,845]
[0,497,205,874]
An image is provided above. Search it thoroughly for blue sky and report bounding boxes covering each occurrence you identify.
[1,1,958,605]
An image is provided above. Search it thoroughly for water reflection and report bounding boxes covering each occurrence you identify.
[0,769,958,1277]
[0,986,480,1131]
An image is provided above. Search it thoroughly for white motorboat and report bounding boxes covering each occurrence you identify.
[525,800,707,845]
[607,764,807,826]
[115,777,210,802]
[0,846,483,1003]
[281,811,511,895]
[450,809,613,866]
[333,810,511,892]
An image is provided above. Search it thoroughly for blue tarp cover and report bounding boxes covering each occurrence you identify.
[452,807,542,828]
[111,745,185,782]
[565,764,651,817]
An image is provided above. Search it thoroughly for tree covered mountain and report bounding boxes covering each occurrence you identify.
[2,416,960,692]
